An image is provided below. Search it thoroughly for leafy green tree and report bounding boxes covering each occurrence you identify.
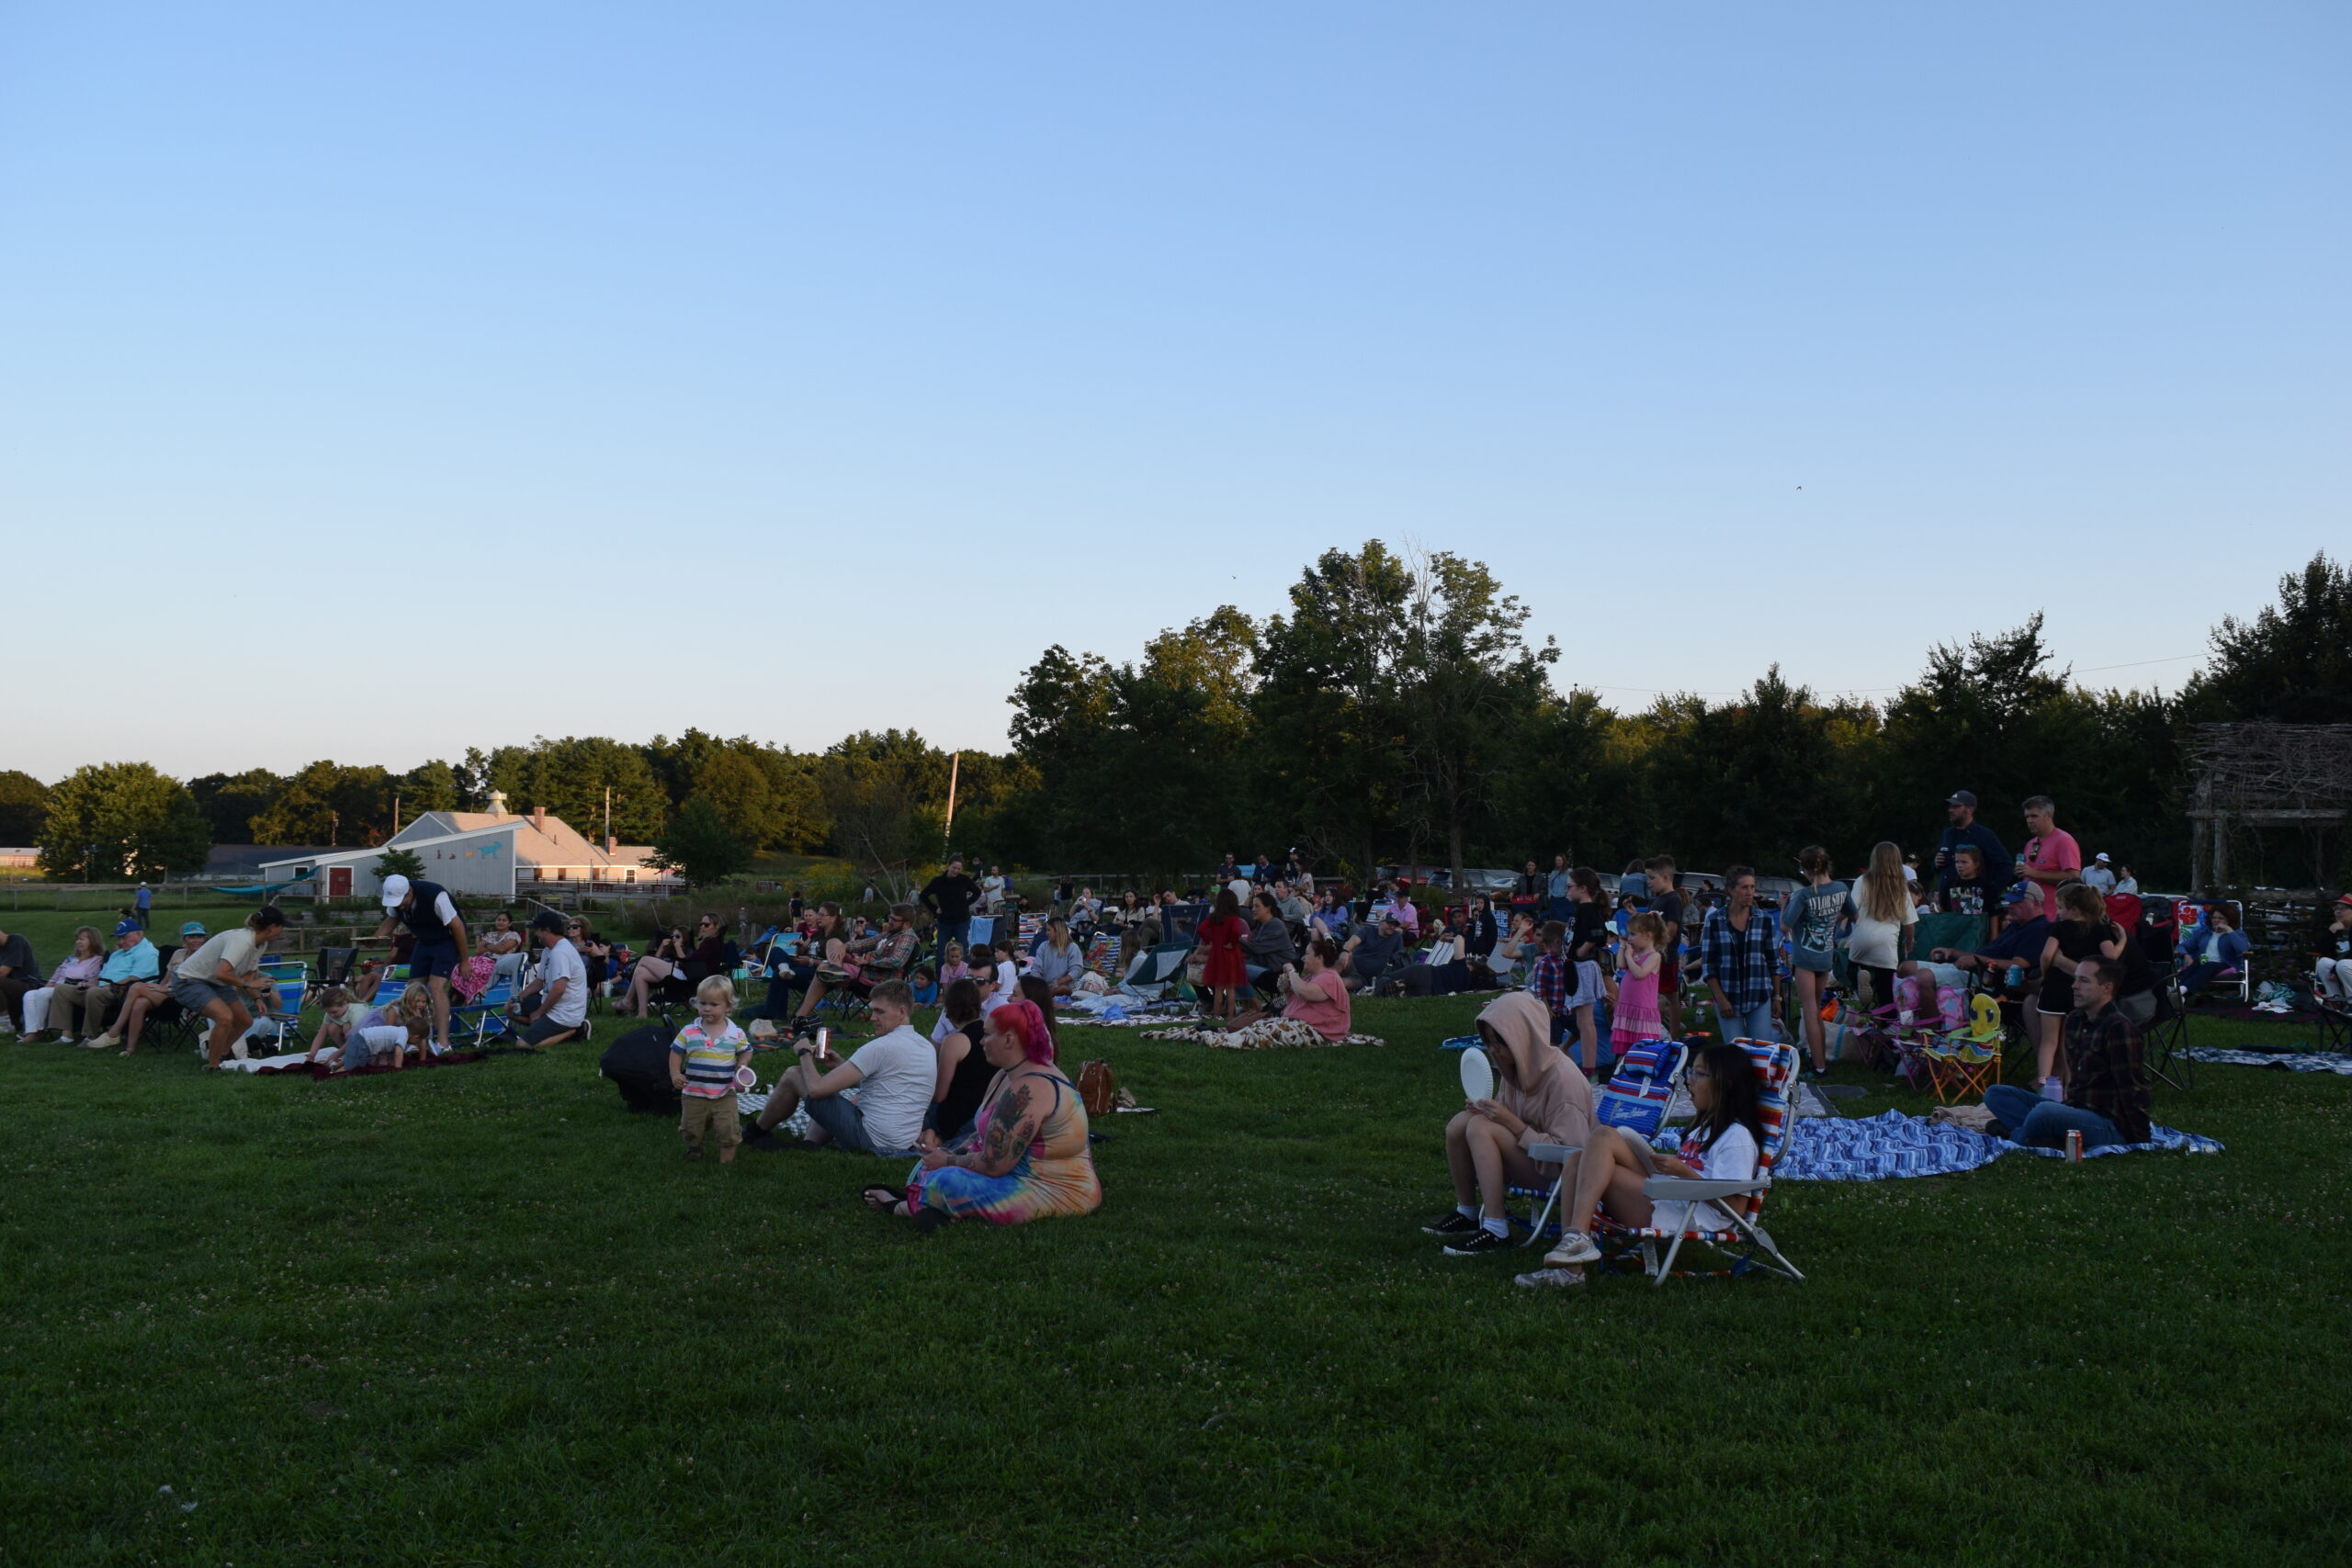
[188,768,286,842]
[398,760,462,817]
[0,770,51,844]
[38,763,212,879]
[815,730,955,892]
[647,795,751,887]
[2180,551,2352,725]
[376,846,426,884]
[478,737,669,842]
[250,761,394,846]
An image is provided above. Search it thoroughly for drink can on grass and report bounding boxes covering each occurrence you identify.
[2065,1129,2083,1163]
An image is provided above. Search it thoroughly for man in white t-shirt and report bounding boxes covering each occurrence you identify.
[744,979,935,1156]
[509,911,589,1046]
[2081,853,2118,896]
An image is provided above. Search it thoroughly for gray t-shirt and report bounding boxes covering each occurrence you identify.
[1784,883,1852,955]
[537,937,589,1027]
[846,1025,938,1153]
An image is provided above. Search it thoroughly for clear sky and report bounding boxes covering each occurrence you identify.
[3,2,2345,782]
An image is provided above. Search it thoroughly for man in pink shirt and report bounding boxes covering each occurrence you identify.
[2018,795,2083,895]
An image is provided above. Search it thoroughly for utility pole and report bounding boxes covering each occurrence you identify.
[944,752,960,848]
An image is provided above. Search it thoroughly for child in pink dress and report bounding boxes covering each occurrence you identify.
[1611,911,1669,1053]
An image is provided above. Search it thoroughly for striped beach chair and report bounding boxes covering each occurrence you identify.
[245,961,311,1052]
[1594,1037,1804,1284]
[1512,1040,1690,1246]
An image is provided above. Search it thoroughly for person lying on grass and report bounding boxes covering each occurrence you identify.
[864,998,1102,1231]
[1425,991,1594,1257]
[1517,1040,1764,1287]
[744,978,935,1156]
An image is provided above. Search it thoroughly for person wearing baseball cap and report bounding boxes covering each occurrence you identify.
[1934,789,2013,898]
[94,922,209,1054]
[53,919,163,1045]
[371,871,471,1055]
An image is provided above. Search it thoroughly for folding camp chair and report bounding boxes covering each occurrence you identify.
[311,946,358,1001]
[2145,966,2194,1092]
[244,961,311,1053]
[1116,942,1196,1005]
[449,975,515,1047]
[1593,1038,1804,1285]
[1511,1039,1690,1246]
[1917,992,2004,1103]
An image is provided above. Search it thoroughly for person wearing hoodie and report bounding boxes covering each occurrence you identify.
[1424,991,1595,1256]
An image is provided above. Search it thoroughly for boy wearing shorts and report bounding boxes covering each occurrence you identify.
[671,976,751,1162]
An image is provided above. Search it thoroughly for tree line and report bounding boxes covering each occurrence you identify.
[6,548,2344,888]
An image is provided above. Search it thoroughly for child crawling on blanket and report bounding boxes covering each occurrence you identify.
[317,982,432,1073]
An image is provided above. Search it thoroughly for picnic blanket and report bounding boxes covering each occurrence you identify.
[1142,1025,1385,1049]
[1761,1108,2223,1181]
[2185,1046,2352,1076]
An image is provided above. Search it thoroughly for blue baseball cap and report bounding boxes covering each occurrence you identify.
[180,920,208,937]
[112,919,142,938]
[2002,882,2041,908]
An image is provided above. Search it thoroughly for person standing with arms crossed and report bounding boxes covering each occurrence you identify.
[372,873,469,1056]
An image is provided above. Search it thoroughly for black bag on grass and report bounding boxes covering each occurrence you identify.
[600,1025,681,1114]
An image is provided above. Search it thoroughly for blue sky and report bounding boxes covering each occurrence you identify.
[3,2,2345,781]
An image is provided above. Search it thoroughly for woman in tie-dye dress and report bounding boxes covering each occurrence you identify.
[861,998,1101,1229]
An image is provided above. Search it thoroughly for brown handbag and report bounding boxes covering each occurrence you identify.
[1076,1058,1118,1118]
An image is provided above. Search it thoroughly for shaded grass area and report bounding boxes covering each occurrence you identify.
[2,998,2348,1566]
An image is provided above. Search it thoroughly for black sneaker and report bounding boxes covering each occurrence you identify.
[1442,1227,1512,1256]
[1421,1211,1479,1236]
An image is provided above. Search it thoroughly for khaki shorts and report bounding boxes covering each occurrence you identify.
[679,1094,741,1149]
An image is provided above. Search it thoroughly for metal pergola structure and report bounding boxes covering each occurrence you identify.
[2185,722,2352,893]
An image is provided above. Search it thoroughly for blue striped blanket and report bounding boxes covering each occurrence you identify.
[1761,1109,2223,1182]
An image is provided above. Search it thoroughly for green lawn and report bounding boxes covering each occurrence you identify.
[3,969,2348,1565]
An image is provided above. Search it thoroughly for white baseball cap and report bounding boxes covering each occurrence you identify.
[2094,852,2111,864]
[380,873,412,908]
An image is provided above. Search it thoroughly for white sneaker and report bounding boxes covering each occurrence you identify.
[89,1033,120,1050]
[1513,1267,1588,1289]
[1544,1230,1601,1266]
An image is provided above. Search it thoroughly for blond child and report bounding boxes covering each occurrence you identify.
[671,976,751,1162]
[303,986,365,1065]
[1610,911,1669,1054]
[332,982,429,1072]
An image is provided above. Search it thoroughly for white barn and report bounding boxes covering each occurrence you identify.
[259,795,676,902]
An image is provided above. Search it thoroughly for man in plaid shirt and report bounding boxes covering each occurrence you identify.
[1702,867,1782,1045]
[1983,956,2151,1148]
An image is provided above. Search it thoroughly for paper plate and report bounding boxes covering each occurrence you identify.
[1459,1047,1495,1103]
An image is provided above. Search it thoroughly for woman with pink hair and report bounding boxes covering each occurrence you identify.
[863,998,1101,1229]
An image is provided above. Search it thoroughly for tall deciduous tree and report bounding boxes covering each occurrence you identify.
[2181,551,2352,725]
[38,763,211,879]
[188,769,287,842]
[477,737,669,841]
[0,771,51,845]
[647,796,751,888]
[250,761,394,846]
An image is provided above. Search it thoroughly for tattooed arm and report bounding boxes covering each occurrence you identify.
[929,1075,1047,1177]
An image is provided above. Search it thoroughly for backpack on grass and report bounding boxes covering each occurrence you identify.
[600,1024,681,1115]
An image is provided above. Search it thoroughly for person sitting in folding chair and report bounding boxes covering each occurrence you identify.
[1424,991,1594,1257]
[1532,1039,1765,1282]
[2317,895,2352,1007]
[792,904,919,1022]
[1983,956,2150,1152]
[2176,906,2251,1001]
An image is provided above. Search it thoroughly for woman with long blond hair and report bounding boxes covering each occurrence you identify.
[1845,841,1917,1009]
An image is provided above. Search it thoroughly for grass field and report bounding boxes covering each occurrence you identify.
[3,908,2348,1566]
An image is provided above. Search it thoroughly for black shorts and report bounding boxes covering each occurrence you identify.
[410,941,461,981]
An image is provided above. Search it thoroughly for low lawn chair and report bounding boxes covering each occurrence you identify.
[1917,992,2004,1103]
[1510,1039,1690,1246]
[1117,942,1196,1005]
[245,961,311,1053]
[311,946,358,999]
[1594,1037,1804,1285]
[449,975,515,1047]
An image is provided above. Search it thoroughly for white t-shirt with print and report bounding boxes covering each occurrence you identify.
[1650,1121,1760,1235]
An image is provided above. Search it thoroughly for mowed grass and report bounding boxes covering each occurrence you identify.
[2,954,2349,1565]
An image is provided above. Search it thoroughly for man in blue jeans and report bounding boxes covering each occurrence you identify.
[1984,956,2150,1150]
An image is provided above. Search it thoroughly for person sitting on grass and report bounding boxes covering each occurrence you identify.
[909,964,939,1007]
[1205,938,1354,1047]
[0,924,40,1034]
[670,976,752,1163]
[1520,1039,1764,1287]
[792,905,920,1022]
[745,978,935,1156]
[1982,956,2150,1152]
[507,909,589,1046]
[1425,991,1595,1256]
[926,976,995,1143]
[99,921,210,1055]
[938,940,970,987]
[1025,917,1088,998]
[168,907,288,1068]
[865,998,1102,1231]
